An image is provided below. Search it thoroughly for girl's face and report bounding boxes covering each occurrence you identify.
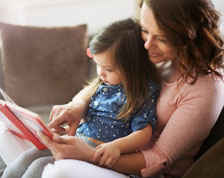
[93,50,122,86]
[140,2,177,64]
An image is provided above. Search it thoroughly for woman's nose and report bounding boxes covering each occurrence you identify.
[144,35,154,50]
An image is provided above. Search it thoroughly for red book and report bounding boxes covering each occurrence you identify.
[0,99,52,150]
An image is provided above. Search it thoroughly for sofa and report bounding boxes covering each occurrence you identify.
[0,22,91,177]
[0,22,223,178]
[183,107,224,178]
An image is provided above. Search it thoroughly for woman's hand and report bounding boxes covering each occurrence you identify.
[37,131,95,162]
[48,101,85,136]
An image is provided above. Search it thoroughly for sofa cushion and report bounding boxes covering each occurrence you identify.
[0,23,88,107]
[182,138,224,178]
[0,50,4,100]
[194,106,224,160]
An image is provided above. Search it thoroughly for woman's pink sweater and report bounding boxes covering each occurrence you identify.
[141,73,224,177]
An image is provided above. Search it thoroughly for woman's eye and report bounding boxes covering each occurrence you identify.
[158,38,168,43]
[141,29,148,33]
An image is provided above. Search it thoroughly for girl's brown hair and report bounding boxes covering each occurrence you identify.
[140,0,224,84]
[85,18,158,119]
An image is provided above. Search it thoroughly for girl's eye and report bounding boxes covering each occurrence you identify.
[106,69,113,72]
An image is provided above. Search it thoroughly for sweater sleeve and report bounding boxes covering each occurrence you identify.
[141,75,224,177]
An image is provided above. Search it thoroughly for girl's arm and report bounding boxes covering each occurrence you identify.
[92,124,152,167]
[92,80,159,168]
[112,124,152,153]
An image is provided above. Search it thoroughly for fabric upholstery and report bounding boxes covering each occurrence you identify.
[0,22,88,107]
[194,106,224,160]
[0,50,4,100]
[182,137,224,178]
[182,107,224,177]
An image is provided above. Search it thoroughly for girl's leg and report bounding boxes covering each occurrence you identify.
[42,159,129,178]
[2,147,52,178]
[22,156,54,178]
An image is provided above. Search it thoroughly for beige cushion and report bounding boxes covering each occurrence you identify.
[0,23,88,107]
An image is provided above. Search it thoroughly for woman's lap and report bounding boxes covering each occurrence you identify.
[42,159,129,178]
[22,156,54,178]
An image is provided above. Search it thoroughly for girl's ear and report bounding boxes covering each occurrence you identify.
[86,48,93,58]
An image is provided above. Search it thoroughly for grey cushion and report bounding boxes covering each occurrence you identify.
[0,23,88,107]
[0,155,6,177]
[0,50,4,100]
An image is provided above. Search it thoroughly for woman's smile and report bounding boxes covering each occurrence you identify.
[148,51,161,58]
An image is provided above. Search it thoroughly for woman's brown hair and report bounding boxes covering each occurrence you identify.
[140,0,224,84]
[85,18,158,119]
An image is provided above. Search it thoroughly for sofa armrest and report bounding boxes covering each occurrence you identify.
[182,137,224,178]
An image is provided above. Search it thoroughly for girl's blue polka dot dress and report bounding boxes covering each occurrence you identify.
[77,81,160,142]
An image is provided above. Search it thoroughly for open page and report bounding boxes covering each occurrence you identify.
[0,89,52,150]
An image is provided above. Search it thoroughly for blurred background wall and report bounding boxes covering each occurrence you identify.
[0,0,140,35]
[0,0,223,36]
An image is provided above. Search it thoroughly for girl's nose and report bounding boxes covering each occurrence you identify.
[98,67,105,78]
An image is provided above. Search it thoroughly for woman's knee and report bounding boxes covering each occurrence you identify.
[41,159,129,178]
[22,156,54,178]
[41,161,67,178]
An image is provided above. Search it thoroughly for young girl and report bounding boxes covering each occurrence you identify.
[76,17,160,166]
[2,18,160,178]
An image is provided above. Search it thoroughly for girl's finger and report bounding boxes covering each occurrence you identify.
[99,152,108,166]
[105,157,113,167]
[68,122,77,136]
[51,127,67,135]
[92,147,103,161]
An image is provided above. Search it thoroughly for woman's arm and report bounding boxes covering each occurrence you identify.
[112,75,224,177]
[112,152,146,175]
[38,131,146,176]
[140,75,224,177]
[48,86,91,136]
[40,75,224,177]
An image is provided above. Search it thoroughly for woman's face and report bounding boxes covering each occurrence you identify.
[140,2,177,64]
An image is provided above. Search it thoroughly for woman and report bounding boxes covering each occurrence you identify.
[39,0,224,177]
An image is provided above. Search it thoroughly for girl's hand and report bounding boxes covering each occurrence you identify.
[92,142,121,168]
[37,130,94,162]
[48,102,83,136]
